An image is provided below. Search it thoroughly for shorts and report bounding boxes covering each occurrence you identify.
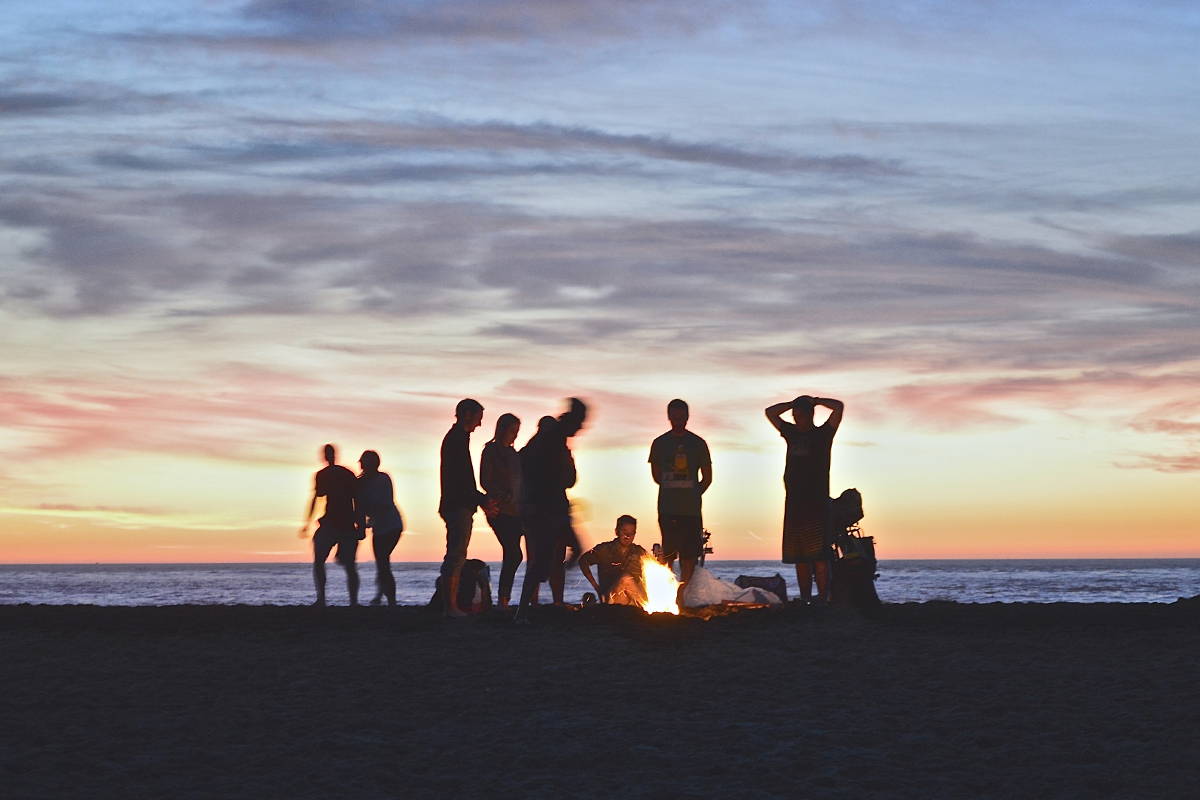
[313,526,358,566]
[659,514,703,561]
[439,508,475,578]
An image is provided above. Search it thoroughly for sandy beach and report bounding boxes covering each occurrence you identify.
[2,600,1197,799]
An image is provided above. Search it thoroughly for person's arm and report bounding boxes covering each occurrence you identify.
[562,446,577,490]
[578,553,602,599]
[299,491,317,537]
[814,397,844,433]
[698,440,713,494]
[355,479,368,536]
[648,440,661,485]
[764,401,794,433]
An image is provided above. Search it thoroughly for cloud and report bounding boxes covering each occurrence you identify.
[240,0,754,44]
[0,90,88,114]
[303,117,907,179]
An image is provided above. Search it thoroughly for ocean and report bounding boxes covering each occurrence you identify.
[1,559,1197,606]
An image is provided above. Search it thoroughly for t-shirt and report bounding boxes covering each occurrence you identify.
[779,421,834,500]
[648,430,711,516]
[579,539,648,594]
[315,464,357,531]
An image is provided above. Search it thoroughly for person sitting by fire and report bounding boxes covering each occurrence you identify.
[578,515,648,606]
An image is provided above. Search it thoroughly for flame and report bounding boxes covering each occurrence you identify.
[639,556,680,615]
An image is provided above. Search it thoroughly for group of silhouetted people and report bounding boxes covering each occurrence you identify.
[300,392,843,614]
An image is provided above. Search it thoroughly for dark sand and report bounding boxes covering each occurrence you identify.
[3,600,1198,799]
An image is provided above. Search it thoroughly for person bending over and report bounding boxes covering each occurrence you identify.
[578,515,648,607]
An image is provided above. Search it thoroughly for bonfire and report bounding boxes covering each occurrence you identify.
[638,557,680,615]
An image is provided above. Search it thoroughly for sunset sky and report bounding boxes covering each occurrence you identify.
[2,1,1197,563]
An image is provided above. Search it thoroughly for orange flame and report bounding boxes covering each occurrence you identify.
[639,556,680,615]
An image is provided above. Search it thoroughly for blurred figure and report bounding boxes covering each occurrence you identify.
[515,398,587,621]
[439,398,487,617]
[299,443,360,606]
[648,398,711,584]
[578,515,648,606]
[480,413,523,608]
[357,450,404,606]
[765,394,844,604]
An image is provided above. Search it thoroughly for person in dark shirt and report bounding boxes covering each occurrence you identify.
[439,398,487,617]
[356,450,404,606]
[648,398,712,585]
[514,398,587,622]
[480,413,524,608]
[765,394,844,604]
[299,443,361,606]
[579,515,648,606]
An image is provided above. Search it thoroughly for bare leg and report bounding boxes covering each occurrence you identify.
[445,568,467,617]
[795,563,813,603]
[549,561,566,605]
[680,556,697,584]
[813,560,830,603]
[312,560,327,606]
[345,562,360,606]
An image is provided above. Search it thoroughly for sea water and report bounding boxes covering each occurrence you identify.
[0,559,1197,606]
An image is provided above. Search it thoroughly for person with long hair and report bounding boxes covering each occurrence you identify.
[356,450,405,606]
[480,413,523,608]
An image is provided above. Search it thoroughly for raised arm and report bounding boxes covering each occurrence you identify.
[814,397,844,432]
[764,401,793,433]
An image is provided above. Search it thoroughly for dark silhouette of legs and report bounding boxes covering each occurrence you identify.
[488,514,523,607]
[371,529,401,605]
[312,528,338,606]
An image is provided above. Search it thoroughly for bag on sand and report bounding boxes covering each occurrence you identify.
[429,559,493,613]
[682,567,783,607]
[734,573,789,603]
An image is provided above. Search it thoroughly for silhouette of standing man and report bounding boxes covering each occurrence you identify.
[766,394,844,604]
[648,399,711,584]
[439,398,487,617]
[299,443,361,606]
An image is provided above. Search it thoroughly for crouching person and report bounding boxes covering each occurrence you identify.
[578,515,648,606]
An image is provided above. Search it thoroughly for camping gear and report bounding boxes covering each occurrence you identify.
[734,573,789,603]
[830,488,881,612]
[681,567,783,607]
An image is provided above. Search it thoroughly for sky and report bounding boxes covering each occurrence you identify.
[1,0,1198,563]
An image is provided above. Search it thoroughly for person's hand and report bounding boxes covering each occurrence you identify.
[297,524,310,539]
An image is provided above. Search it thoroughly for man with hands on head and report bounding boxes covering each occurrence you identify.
[766,394,844,605]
